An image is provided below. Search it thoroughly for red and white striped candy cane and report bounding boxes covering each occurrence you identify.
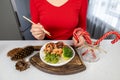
[94,31,120,45]
[73,28,92,44]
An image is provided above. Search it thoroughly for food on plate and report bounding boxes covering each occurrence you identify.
[43,41,74,64]
[62,46,73,60]
[44,53,59,64]
[44,43,55,53]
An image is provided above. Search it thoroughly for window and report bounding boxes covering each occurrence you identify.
[89,0,120,31]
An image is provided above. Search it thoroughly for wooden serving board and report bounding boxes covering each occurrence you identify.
[30,46,86,75]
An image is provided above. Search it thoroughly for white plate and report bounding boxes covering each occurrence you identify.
[39,41,75,66]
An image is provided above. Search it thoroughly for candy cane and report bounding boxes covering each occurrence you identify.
[73,28,92,44]
[81,47,97,59]
[82,49,89,56]
[73,28,84,43]
[91,49,96,59]
[94,31,120,45]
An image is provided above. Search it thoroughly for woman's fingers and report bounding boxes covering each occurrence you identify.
[30,23,45,40]
[30,23,43,32]
[73,37,78,46]
[30,28,43,32]
[33,32,45,40]
[32,31,44,35]
[73,36,85,47]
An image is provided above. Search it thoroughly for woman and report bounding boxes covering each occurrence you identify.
[30,0,88,46]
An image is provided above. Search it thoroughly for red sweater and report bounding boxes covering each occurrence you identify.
[30,0,88,40]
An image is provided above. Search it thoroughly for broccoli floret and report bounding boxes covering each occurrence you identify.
[62,46,73,59]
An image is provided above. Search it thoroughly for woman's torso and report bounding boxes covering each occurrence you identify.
[33,0,82,40]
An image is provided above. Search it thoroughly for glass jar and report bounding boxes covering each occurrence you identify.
[78,43,101,62]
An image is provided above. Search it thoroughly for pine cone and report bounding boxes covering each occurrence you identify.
[11,46,34,61]
[33,46,41,51]
[7,48,23,57]
[15,60,30,71]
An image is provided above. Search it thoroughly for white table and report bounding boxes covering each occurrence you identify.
[0,40,120,80]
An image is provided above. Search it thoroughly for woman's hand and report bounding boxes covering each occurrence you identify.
[73,36,85,47]
[30,23,45,40]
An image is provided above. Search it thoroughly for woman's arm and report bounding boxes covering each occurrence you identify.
[30,0,39,23]
[73,0,88,47]
[30,0,45,40]
[79,0,88,31]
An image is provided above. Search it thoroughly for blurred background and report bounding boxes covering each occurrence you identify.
[0,0,120,40]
